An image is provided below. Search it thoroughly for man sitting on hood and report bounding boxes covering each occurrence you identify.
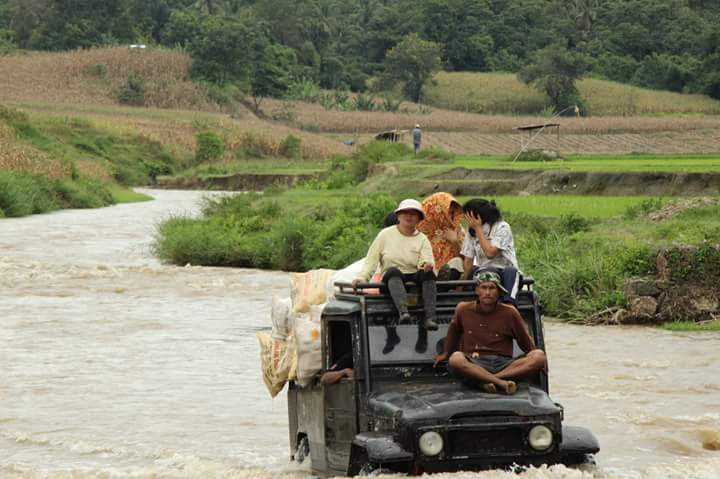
[433,272,545,395]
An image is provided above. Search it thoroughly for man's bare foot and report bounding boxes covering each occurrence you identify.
[481,383,497,393]
[498,380,517,395]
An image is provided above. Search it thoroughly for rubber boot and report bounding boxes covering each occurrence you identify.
[415,326,428,353]
[383,326,400,354]
[421,279,439,331]
[387,276,411,324]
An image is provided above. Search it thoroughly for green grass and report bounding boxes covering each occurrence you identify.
[109,186,153,203]
[449,153,720,173]
[660,321,720,332]
[454,195,660,218]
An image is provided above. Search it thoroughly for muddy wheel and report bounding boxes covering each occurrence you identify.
[295,436,310,464]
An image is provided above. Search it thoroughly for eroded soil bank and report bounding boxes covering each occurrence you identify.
[416,168,720,196]
[153,168,720,196]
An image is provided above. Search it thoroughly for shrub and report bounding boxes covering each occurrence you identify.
[623,197,664,219]
[0,171,58,217]
[270,216,310,271]
[286,77,322,102]
[279,134,302,159]
[559,213,592,234]
[353,93,376,111]
[55,178,113,209]
[379,94,402,112]
[117,73,146,106]
[195,131,225,163]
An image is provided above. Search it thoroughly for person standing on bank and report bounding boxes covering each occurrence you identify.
[460,199,520,306]
[352,199,439,331]
[433,272,545,395]
[412,124,422,155]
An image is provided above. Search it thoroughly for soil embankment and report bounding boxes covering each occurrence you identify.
[155,173,320,191]
[409,168,720,196]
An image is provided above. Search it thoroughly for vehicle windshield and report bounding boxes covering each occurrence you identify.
[368,324,449,364]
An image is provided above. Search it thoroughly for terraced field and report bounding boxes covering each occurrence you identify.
[330,129,720,155]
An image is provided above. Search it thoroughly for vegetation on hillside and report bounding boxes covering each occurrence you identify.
[1,0,720,113]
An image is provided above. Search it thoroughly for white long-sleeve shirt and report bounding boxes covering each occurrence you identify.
[355,226,434,282]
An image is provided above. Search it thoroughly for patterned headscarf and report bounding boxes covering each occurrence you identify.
[474,271,509,293]
[417,192,465,268]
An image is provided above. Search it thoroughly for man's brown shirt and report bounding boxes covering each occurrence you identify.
[445,301,536,358]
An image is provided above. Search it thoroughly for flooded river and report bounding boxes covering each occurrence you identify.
[1,189,718,479]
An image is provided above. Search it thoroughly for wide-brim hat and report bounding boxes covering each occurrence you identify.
[394,198,425,221]
[474,271,509,294]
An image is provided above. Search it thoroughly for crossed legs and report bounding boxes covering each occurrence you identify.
[448,349,546,395]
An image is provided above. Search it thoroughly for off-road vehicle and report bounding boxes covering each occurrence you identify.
[287,278,599,476]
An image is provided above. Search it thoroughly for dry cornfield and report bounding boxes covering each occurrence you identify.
[425,72,720,116]
[261,98,720,136]
[0,47,214,110]
[0,124,72,178]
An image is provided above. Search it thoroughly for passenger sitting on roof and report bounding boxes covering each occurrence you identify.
[352,199,438,331]
[433,272,545,395]
[417,192,465,281]
[461,199,521,306]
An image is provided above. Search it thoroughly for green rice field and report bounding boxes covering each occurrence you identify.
[459,195,661,218]
[448,153,720,173]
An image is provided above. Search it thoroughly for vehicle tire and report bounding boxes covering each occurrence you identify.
[295,436,310,464]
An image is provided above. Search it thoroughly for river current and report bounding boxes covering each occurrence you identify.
[1,189,718,479]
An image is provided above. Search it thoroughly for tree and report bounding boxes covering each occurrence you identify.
[518,44,589,114]
[380,33,441,102]
[189,17,254,86]
[249,41,295,113]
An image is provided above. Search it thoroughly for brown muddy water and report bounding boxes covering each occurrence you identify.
[1,189,719,479]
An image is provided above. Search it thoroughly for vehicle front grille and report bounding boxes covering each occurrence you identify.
[448,428,526,457]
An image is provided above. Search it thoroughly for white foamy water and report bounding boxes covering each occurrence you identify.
[1,189,719,478]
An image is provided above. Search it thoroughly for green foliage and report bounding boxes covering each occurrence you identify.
[3,1,720,100]
[0,171,114,218]
[0,27,17,54]
[55,178,114,209]
[117,73,146,106]
[0,171,57,216]
[195,131,225,163]
[380,33,443,102]
[661,321,720,332]
[623,198,665,220]
[379,95,402,112]
[559,213,592,234]
[153,190,396,271]
[518,44,589,114]
[352,92,376,111]
[279,134,302,159]
[286,77,323,103]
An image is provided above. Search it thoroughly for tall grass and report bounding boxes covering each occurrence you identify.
[0,171,113,217]
[424,72,720,116]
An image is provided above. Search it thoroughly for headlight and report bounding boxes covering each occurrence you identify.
[528,425,554,450]
[418,431,443,456]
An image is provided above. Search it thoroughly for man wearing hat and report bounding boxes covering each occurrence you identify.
[412,124,422,155]
[353,198,438,333]
[433,272,545,395]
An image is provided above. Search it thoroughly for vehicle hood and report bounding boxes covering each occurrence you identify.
[367,380,560,423]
